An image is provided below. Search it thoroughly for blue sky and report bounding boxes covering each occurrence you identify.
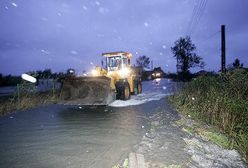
[0,0,247,75]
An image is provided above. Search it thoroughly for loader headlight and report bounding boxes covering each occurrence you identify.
[118,68,131,78]
[91,69,99,76]
[107,71,113,76]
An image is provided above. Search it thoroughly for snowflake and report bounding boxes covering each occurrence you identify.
[144,22,149,27]
[82,5,88,11]
[41,49,50,55]
[12,2,18,7]
[41,17,48,21]
[70,50,78,55]
[162,45,167,49]
[95,1,100,6]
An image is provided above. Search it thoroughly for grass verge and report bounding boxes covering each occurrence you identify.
[0,91,59,116]
[169,69,248,162]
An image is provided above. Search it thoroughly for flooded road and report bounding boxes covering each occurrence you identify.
[0,105,144,167]
[0,79,176,168]
[0,79,246,168]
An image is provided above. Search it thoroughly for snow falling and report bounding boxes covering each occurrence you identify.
[11,2,18,7]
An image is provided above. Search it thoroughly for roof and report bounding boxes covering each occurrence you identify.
[102,51,132,58]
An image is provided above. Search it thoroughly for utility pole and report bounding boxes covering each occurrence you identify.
[221,25,226,73]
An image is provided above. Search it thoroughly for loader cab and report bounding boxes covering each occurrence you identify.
[106,56,129,71]
[102,52,132,72]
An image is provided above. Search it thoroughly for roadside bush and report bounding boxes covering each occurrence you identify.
[0,83,59,116]
[170,69,248,161]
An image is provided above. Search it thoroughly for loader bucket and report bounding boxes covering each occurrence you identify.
[59,76,115,105]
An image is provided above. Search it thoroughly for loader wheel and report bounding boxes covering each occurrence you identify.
[137,82,142,94]
[134,82,142,95]
[120,82,130,100]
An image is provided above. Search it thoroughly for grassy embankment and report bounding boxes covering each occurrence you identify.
[169,69,248,161]
[0,83,59,116]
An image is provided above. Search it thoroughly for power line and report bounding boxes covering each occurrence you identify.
[189,0,204,35]
[198,31,220,44]
[192,0,208,35]
[187,0,202,35]
[187,0,208,36]
[190,0,207,35]
[186,1,199,35]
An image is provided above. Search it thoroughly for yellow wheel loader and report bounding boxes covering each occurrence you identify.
[59,51,142,105]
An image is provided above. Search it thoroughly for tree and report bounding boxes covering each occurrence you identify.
[42,69,52,78]
[171,36,204,73]
[36,70,43,79]
[136,55,150,69]
[232,58,243,69]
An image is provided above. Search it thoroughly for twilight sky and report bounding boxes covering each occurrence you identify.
[0,0,247,75]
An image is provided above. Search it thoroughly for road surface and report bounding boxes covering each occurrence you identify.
[0,79,246,168]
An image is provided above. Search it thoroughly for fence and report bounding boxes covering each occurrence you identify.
[0,79,61,115]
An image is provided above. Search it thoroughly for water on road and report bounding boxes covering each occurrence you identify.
[0,79,177,168]
[0,79,246,168]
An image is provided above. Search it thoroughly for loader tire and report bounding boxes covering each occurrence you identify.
[119,82,130,100]
[137,82,142,94]
[134,81,142,95]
